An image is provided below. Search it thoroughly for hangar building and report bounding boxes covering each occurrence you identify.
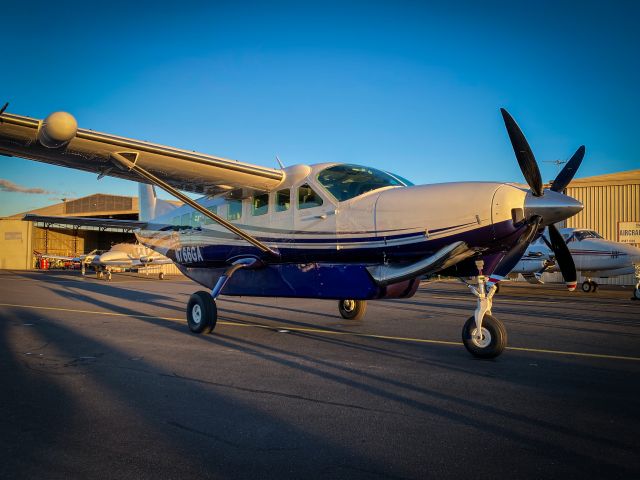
[546,168,640,285]
[0,193,181,274]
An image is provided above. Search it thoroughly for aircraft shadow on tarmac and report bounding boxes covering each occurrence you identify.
[1,303,637,479]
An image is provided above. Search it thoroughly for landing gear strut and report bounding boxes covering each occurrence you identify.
[186,258,261,335]
[338,299,367,320]
[462,261,507,359]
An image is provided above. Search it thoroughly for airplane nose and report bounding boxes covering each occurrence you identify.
[524,190,583,225]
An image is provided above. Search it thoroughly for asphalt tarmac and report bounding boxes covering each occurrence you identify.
[1,270,638,479]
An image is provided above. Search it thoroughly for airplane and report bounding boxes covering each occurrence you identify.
[30,242,172,280]
[510,228,640,298]
[0,104,586,358]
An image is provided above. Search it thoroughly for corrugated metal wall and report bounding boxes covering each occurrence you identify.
[543,181,640,285]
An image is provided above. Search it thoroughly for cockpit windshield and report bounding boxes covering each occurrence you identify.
[317,164,405,202]
[574,230,603,241]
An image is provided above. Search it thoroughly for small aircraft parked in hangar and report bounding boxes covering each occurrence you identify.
[0,103,585,358]
[25,213,175,281]
[509,228,640,298]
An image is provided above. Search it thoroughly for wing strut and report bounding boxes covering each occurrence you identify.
[110,152,280,259]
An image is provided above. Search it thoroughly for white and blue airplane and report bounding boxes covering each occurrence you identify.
[0,104,585,358]
[510,227,640,298]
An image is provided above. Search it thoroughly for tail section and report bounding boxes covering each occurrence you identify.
[138,183,179,221]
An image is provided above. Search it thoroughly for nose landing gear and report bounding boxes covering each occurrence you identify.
[462,265,507,359]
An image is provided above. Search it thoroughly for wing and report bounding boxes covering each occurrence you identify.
[0,110,284,195]
[23,214,147,231]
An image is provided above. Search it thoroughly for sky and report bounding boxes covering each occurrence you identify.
[0,0,638,216]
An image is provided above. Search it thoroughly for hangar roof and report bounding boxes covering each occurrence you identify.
[567,169,640,187]
[5,193,181,220]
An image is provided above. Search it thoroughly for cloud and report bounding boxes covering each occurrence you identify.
[0,178,57,194]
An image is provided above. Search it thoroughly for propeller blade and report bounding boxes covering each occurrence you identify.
[547,224,577,291]
[550,145,585,192]
[500,108,543,197]
[489,215,542,283]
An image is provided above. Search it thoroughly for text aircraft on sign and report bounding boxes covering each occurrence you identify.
[510,228,640,298]
[0,104,585,358]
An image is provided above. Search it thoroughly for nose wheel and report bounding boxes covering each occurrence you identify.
[187,291,217,334]
[338,299,367,320]
[462,314,507,358]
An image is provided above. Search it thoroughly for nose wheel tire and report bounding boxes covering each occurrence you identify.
[633,287,640,300]
[187,291,217,334]
[581,280,598,293]
[462,314,507,359]
[158,272,165,280]
[338,299,367,320]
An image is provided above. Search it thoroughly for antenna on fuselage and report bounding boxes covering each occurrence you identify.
[276,155,285,170]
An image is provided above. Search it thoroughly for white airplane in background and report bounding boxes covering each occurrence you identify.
[23,210,175,281]
[0,104,586,358]
[511,228,640,299]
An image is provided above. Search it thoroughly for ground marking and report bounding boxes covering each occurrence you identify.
[1,302,638,362]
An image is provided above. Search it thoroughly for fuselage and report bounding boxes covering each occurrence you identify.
[133,163,541,298]
[514,228,640,277]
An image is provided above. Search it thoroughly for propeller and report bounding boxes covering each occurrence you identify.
[542,224,578,290]
[493,108,584,291]
[550,145,585,193]
[500,108,543,196]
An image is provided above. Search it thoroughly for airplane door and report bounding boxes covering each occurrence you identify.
[293,182,336,262]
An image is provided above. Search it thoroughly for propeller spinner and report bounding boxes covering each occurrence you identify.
[496,109,585,291]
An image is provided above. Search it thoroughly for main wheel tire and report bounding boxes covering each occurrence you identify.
[591,281,598,292]
[187,291,217,334]
[581,281,592,292]
[462,314,507,359]
[338,299,367,320]
[158,272,165,280]
[633,287,640,300]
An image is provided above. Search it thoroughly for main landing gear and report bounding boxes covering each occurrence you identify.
[186,258,260,335]
[338,299,367,320]
[581,279,598,293]
[633,265,640,301]
[187,291,217,334]
[462,263,507,359]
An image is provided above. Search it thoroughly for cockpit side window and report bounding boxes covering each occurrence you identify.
[317,164,403,202]
[298,184,323,210]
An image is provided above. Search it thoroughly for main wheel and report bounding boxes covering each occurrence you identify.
[591,281,598,292]
[581,281,592,292]
[187,291,217,334]
[106,271,112,281]
[158,272,165,280]
[338,299,367,320]
[462,314,507,359]
[633,287,640,300]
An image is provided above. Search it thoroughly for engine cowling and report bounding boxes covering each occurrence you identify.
[37,111,77,148]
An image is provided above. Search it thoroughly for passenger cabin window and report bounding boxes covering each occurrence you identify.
[180,212,191,227]
[203,205,217,225]
[252,192,269,216]
[298,184,323,209]
[227,199,242,221]
[317,164,403,202]
[275,189,290,212]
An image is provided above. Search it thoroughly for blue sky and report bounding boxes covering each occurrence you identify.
[1,0,638,216]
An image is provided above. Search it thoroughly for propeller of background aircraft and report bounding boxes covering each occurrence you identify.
[492,108,585,290]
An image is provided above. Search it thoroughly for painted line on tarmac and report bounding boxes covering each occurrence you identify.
[1,302,639,362]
